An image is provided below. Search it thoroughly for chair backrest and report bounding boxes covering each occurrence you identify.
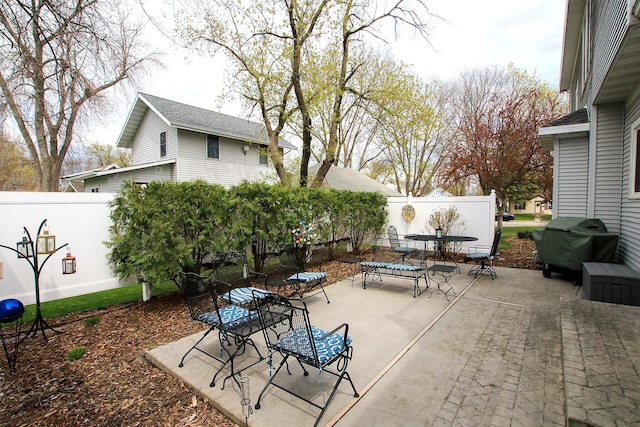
[211,251,248,286]
[490,228,503,256]
[387,225,401,249]
[252,292,320,367]
[177,271,219,321]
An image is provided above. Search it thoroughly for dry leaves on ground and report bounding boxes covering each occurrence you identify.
[0,239,538,426]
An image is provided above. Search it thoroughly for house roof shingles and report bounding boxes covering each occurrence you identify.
[309,165,401,197]
[118,93,295,150]
[544,108,589,127]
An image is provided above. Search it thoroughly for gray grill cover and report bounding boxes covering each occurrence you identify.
[532,218,618,271]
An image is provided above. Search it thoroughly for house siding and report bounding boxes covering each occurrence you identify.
[590,0,629,104]
[556,136,589,217]
[130,109,176,165]
[84,166,174,192]
[175,129,269,187]
[591,103,624,232]
[620,94,640,269]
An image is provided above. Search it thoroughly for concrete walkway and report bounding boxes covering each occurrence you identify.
[145,265,640,426]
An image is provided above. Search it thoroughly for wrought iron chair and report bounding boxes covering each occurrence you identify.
[465,228,502,279]
[252,292,359,426]
[176,271,266,389]
[256,245,330,303]
[388,225,417,264]
[210,250,271,307]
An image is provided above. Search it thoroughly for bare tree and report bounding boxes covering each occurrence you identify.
[0,0,158,191]
[175,0,434,187]
[442,65,566,223]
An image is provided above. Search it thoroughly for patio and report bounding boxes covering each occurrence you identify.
[145,264,640,426]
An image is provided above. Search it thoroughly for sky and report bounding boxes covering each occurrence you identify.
[92,0,567,146]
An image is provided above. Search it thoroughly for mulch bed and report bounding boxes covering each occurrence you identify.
[0,238,538,426]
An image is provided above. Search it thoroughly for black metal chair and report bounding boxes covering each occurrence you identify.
[388,225,417,264]
[465,228,502,279]
[252,292,359,426]
[176,272,266,389]
[256,245,330,303]
[210,250,271,307]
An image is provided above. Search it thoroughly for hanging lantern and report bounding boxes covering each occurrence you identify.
[16,233,34,259]
[37,223,56,254]
[435,227,443,239]
[62,249,76,275]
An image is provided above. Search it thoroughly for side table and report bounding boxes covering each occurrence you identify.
[339,256,365,287]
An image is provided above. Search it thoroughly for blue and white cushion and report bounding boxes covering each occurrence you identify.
[221,287,270,305]
[287,271,327,282]
[197,305,258,328]
[275,325,351,365]
[361,261,423,271]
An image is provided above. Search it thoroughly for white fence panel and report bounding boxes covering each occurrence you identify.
[384,191,496,252]
[0,192,131,305]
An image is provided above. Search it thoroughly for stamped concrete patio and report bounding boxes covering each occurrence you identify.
[145,264,640,426]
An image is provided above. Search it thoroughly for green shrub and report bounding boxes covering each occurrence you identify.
[66,347,87,361]
[517,230,534,240]
[108,181,389,279]
[83,317,100,327]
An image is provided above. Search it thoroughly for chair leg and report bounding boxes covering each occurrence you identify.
[255,354,291,410]
[179,326,215,367]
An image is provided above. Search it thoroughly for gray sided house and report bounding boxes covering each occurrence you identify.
[83,93,296,192]
[539,0,640,269]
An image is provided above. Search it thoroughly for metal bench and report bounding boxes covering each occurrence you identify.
[360,261,428,297]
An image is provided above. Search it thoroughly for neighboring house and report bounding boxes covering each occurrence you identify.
[426,188,453,198]
[60,164,120,192]
[538,0,640,269]
[82,93,296,192]
[511,196,552,216]
[309,165,402,196]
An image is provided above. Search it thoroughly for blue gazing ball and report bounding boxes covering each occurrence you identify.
[0,298,25,323]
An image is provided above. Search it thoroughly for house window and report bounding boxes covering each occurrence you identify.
[160,132,167,157]
[514,202,526,211]
[207,134,219,159]
[632,118,640,197]
[259,151,268,165]
[90,187,99,193]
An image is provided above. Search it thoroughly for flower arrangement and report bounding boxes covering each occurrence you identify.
[291,219,317,246]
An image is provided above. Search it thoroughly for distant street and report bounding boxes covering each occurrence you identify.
[498,219,548,228]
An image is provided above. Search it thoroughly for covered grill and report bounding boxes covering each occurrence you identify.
[532,217,618,278]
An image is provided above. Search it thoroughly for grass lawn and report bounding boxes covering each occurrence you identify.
[19,280,179,324]
[498,226,542,251]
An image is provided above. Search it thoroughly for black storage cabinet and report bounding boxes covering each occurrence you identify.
[583,262,640,306]
[532,217,618,278]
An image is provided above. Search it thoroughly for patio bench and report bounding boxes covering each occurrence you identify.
[360,261,428,297]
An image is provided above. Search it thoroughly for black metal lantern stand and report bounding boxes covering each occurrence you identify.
[0,219,76,342]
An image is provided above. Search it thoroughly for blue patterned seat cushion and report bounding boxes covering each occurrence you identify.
[466,253,490,259]
[287,271,327,282]
[394,247,417,253]
[197,305,258,328]
[274,325,351,365]
[221,287,270,305]
[361,261,423,271]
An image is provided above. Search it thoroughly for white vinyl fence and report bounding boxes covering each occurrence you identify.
[0,192,128,305]
[0,190,495,305]
[385,191,497,251]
